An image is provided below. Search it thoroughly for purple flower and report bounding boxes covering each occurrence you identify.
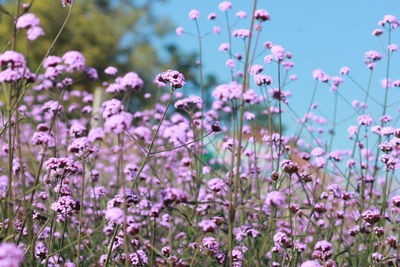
[60,0,74,7]
[207,178,225,192]
[62,51,86,72]
[155,69,186,89]
[0,68,21,82]
[69,122,87,138]
[236,11,247,19]
[31,131,55,147]
[211,121,222,132]
[361,209,381,224]
[104,66,118,75]
[391,195,400,207]
[188,9,200,20]
[85,67,98,80]
[101,99,124,118]
[213,26,221,34]
[35,242,48,260]
[174,95,203,110]
[225,59,235,68]
[372,29,384,36]
[364,50,382,69]
[0,176,7,198]
[104,112,133,134]
[254,9,270,22]
[198,220,217,233]
[281,160,299,174]
[357,114,374,126]
[265,191,286,207]
[175,27,184,35]
[16,13,40,29]
[311,147,325,157]
[105,207,124,224]
[201,237,219,254]
[159,188,188,205]
[301,260,322,267]
[27,26,44,41]
[45,157,82,178]
[312,240,333,260]
[42,100,63,115]
[331,76,344,87]
[254,74,273,86]
[371,252,383,264]
[381,78,392,88]
[235,225,259,241]
[43,56,62,68]
[312,69,329,82]
[388,43,398,52]
[117,72,144,92]
[212,81,243,102]
[232,249,244,263]
[273,231,292,248]
[54,181,72,196]
[51,196,80,217]
[208,12,217,20]
[271,45,286,62]
[232,29,250,39]
[161,246,171,256]
[129,250,148,266]
[0,242,24,266]
[379,14,399,28]
[218,1,232,11]
[0,51,26,68]
[249,64,263,75]
[340,66,350,75]
[68,137,95,158]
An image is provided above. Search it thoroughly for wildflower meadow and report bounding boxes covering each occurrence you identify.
[1,0,400,266]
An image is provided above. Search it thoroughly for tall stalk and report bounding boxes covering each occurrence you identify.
[228,1,258,265]
[76,159,86,266]
[105,89,174,267]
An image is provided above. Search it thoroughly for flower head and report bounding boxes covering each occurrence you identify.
[0,243,24,266]
[104,66,118,75]
[265,191,286,207]
[16,13,40,29]
[312,69,329,82]
[62,51,85,72]
[188,9,200,20]
[254,9,270,22]
[357,114,374,126]
[218,1,232,11]
[176,27,184,35]
[155,70,186,89]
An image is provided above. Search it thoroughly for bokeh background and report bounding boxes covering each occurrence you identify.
[154,0,400,150]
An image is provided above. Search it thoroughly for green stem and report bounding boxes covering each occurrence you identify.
[230,1,258,264]
[76,159,86,266]
[131,89,174,190]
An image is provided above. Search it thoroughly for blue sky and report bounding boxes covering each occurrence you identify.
[155,0,400,149]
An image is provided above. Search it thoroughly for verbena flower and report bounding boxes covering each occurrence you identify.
[218,1,232,11]
[0,243,24,266]
[155,69,186,89]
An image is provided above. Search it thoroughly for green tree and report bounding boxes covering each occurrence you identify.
[0,0,216,108]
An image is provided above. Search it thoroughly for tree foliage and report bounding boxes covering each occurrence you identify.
[0,0,215,105]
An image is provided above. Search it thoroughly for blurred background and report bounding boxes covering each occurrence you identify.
[1,0,400,149]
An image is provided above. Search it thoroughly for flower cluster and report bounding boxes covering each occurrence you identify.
[2,1,400,267]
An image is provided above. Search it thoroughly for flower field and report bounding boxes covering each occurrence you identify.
[0,0,400,266]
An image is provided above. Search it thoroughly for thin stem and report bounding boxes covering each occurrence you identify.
[150,131,213,155]
[34,3,73,75]
[76,159,86,266]
[131,89,174,190]
[229,1,257,265]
